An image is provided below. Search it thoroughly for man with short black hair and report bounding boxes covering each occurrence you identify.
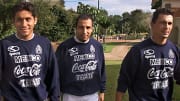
[116,8,180,101]
[56,14,106,101]
[0,2,59,101]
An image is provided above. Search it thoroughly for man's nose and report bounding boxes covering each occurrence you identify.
[83,28,87,34]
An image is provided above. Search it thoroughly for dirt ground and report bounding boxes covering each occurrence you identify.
[104,39,142,60]
[51,39,142,61]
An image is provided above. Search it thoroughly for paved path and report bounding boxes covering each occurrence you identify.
[104,45,131,60]
[104,39,142,60]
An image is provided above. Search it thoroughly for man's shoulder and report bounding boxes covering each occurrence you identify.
[34,34,51,42]
[128,38,152,53]
[134,38,151,47]
[57,37,74,48]
[0,34,16,43]
[167,40,179,50]
[89,38,102,45]
[61,37,73,44]
[167,40,177,46]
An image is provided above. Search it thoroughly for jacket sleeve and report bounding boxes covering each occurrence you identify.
[174,47,180,85]
[55,44,64,93]
[99,44,106,93]
[0,41,2,100]
[45,43,60,101]
[117,47,140,92]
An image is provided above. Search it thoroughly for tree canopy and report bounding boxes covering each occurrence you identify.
[0,0,151,41]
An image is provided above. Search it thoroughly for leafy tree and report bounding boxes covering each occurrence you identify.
[121,12,131,34]
[0,0,77,41]
[109,15,122,34]
[152,0,162,9]
[59,0,65,6]
[33,0,76,41]
[32,0,57,40]
[0,0,151,41]
[0,0,19,39]
[129,9,149,34]
[49,5,77,41]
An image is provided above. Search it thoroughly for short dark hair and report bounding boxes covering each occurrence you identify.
[75,14,94,27]
[12,2,37,19]
[151,8,173,23]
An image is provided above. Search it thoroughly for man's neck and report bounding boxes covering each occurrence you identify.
[151,36,167,45]
[15,33,34,41]
[74,36,89,43]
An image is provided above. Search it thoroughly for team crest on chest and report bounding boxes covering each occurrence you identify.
[168,49,175,58]
[35,45,42,54]
[90,45,95,53]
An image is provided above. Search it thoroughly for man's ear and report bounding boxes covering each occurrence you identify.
[34,17,38,24]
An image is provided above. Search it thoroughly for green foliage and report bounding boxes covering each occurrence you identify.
[0,0,74,41]
[0,1,15,38]
[98,16,111,29]
[34,1,57,39]
[109,15,122,34]
[0,0,150,41]
[129,9,149,34]
[152,0,162,9]
[35,2,76,41]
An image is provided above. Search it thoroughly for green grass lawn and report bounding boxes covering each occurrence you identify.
[105,60,120,101]
[105,60,180,101]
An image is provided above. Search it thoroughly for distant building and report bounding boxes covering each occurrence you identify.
[151,0,180,46]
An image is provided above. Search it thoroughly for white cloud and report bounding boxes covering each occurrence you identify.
[65,0,153,15]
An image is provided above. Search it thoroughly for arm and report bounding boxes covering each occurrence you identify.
[99,44,106,95]
[0,42,2,101]
[115,91,124,101]
[116,47,140,100]
[55,44,64,94]
[46,43,60,101]
[98,93,104,101]
[174,47,180,84]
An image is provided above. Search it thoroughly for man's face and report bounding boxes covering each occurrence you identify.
[151,14,173,40]
[14,10,37,40]
[76,19,93,42]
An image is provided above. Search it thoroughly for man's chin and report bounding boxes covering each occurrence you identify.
[18,31,28,35]
[162,36,169,39]
[81,38,89,42]
[162,34,170,38]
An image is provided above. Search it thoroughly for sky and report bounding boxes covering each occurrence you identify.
[64,0,154,15]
